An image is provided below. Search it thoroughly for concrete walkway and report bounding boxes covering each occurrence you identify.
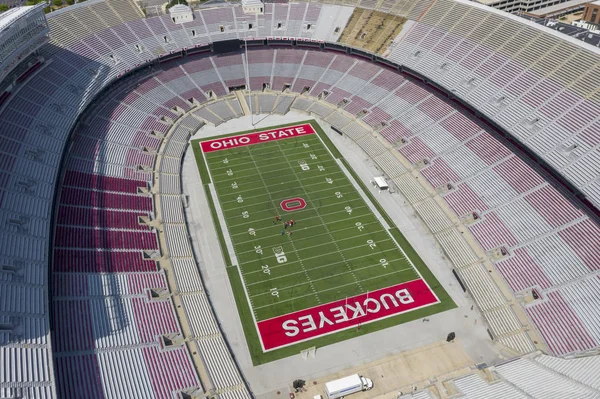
[298,340,473,399]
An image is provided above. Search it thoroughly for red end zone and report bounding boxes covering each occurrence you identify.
[201,123,316,152]
[256,278,439,351]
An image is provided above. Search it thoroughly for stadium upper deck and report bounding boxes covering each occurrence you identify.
[0,0,598,397]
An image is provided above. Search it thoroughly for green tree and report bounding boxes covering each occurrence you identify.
[166,0,188,10]
[52,0,63,6]
[0,4,9,12]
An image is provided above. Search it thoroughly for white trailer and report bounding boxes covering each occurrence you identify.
[371,176,389,191]
[324,374,373,399]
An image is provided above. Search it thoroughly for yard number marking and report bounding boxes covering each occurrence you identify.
[298,160,310,171]
[303,143,309,148]
[326,177,333,184]
[355,222,364,231]
[232,181,238,189]
[242,211,249,218]
[345,206,352,215]
[335,191,343,199]
[367,239,377,250]
[236,195,243,203]
[262,265,271,275]
[309,153,317,160]
[223,158,229,164]
[255,245,263,255]
[380,259,389,268]
[248,228,256,236]
[270,288,280,298]
[226,169,233,176]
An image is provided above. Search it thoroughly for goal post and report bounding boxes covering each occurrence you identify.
[300,346,316,360]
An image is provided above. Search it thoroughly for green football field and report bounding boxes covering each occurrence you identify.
[192,120,454,364]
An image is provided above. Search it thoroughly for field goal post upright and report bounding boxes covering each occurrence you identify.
[300,346,316,360]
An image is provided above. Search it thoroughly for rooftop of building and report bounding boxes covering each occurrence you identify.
[169,4,192,14]
[242,0,264,6]
[524,0,590,16]
[0,6,34,32]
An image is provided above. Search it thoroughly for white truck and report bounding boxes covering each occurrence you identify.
[324,374,373,399]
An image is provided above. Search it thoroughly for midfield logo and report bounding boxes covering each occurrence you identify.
[273,246,287,263]
[280,197,307,212]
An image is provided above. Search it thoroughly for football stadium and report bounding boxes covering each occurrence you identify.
[0,0,599,398]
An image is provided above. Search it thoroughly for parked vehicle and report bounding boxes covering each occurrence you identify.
[324,374,373,399]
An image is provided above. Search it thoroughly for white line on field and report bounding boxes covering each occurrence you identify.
[234,220,378,246]
[219,174,351,197]
[274,139,365,293]
[249,265,411,298]
[212,158,339,179]
[204,135,325,158]
[219,180,355,204]
[319,135,437,303]
[206,132,425,322]
[245,142,321,304]
[232,218,377,240]
[204,136,324,157]
[252,269,413,310]
[247,260,412,290]
[202,150,260,325]
[235,230,393,256]
[211,167,348,184]
[207,143,329,165]
[224,200,368,219]
[243,250,405,277]
[209,149,334,171]
[227,205,370,228]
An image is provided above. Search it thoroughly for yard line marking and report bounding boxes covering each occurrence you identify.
[212,168,348,184]
[209,149,334,171]
[232,219,378,239]
[243,251,406,276]
[218,176,351,197]
[281,223,321,303]
[213,158,340,179]
[224,198,369,216]
[201,150,262,324]
[247,261,412,290]
[203,127,431,327]
[219,181,355,204]
[206,143,329,164]
[253,269,414,311]
[273,140,365,293]
[313,131,429,285]
[216,179,350,203]
[235,230,394,255]
[245,143,321,304]
[227,205,370,228]
[204,136,326,159]
[234,221,380,246]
